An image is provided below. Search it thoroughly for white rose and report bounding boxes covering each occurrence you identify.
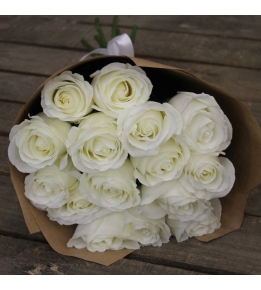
[139,179,212,222]
[179,155,235,200]
[66,112,128,173]
[8,112,71,173]
[67,211,140,252]
[47,192,111,225]
[90,62,153,117]
[41,71,93,123]
[24,166,81,211]
[167,199,222,242]
[67,208,170,252]
[117,101,183,157]
[168,92,232,153]
[130,136,190,186]
[127,208,171,247]
[79,159,140,211]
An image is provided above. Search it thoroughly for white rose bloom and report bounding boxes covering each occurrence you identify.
[130,136,190,186]
[159,197,212,222]
[41,71,93,123]
[117,101,183,157]
[139,179,212,222]
[8,112,71,173]
[90,62,153,117]
[168,92,232,153]
[127,208,171,247]
[179,155,235,200]
[24,166,81,211]
[67,211,140,252]
[66,112,128,173]
[79,160,140,211]
[167,199,222,242]
[47,192,111,225]
[67,208,170,252]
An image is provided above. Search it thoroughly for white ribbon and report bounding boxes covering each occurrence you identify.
[79,33,134,61]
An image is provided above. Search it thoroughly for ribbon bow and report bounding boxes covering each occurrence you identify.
[79,33,134,61]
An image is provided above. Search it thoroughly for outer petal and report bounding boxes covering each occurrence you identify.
[138,201,167,219]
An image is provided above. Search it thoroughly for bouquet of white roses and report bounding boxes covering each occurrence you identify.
[8,56,261,265]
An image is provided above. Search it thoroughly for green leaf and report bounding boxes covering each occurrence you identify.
[116,27,121,36]
[80,39,95,51]
[94,18,107,48]
[130,25,138,44]
[94,35,103,47]
[111,16,119,38]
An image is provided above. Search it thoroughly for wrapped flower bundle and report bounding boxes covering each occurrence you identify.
[9,56,261,265]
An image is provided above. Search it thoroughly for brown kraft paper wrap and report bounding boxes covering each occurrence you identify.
[9,55,261,265]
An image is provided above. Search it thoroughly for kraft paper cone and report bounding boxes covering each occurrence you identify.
[9,55,261,265]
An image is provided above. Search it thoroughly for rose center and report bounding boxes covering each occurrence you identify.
[57,94,71,106]
[112,81,132,103]
[179,204,190,211]
[197,122,214,144]
[68,198,93,211]
[43,183,55,194]
[162,160,174,172]
[105,187,124,198]
[201,169,212,178]
[31,135,54,157]
[133,121,158,140]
